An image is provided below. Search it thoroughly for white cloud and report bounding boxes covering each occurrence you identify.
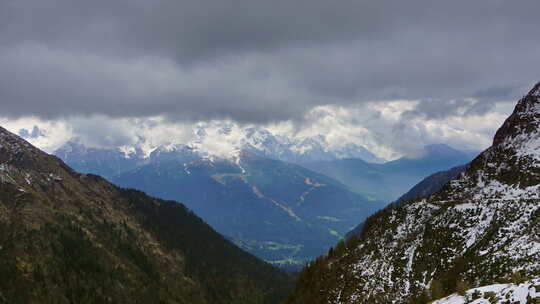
[0,117,73,153]
[0,99,514,160]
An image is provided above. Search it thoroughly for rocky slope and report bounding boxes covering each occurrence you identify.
[285,82,540,303]
[345,164,468,240]
[0,127,290,303]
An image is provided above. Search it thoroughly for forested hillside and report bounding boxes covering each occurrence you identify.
[0,127,290,304]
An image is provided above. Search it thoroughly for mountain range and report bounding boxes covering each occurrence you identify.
[53,129,477,268]
[241,127,385,164]
[0,126,290,303]
[111,151,383,269]
[302,144,478,202]
[285,82,540,303]
[53,125,384,182]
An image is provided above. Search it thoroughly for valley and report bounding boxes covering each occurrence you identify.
[53,131,476,269]
[2,1,539,302]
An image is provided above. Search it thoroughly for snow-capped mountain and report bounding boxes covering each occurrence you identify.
[53,126,384,180]
[285,82,540,303]
[243,128,385,164]
[54,138,147,178]
[0,126,290,303]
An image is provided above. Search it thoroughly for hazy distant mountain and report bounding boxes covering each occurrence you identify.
[396,164,468,202]
[302,144,478,202]
[0,126,290,303]
[345,164,470,239]
[242,127,385,164]
[53,126,384,180]
[285,82,540,304]
[54,138,147,178]
[112,151,383,269]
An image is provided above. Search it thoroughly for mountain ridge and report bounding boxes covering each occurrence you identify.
[52,126,384,181]
[285,82,540,303]
[302,144,477,202]
[0,126,290,303]
[112,150,383,269]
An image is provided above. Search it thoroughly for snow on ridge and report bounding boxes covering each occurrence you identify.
[340,171,540,302]
[471,179,540,200]
[0,127,35,155]
[54,123,385,164]
[326,83,540,303]
[432,278,540,304]
[498,88,540,162]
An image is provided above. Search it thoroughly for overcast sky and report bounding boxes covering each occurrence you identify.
[1,0,540,159]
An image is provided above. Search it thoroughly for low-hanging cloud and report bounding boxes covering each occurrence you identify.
[1,0,540,124]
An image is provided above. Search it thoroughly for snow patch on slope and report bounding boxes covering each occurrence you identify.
[433,278,540,304]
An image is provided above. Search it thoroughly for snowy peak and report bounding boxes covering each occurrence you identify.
[530,81,540,97]
[437,81,540,198]
[242,127,384,163]
[493,81,540,148]
[54,125,385,178]
[58,138,146,159]
[423,143,465,158]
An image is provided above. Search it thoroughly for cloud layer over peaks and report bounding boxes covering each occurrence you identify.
[1,0,540,123]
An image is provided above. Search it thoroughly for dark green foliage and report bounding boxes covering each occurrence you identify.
[121,188,291,304]
[456,280,471,296]
[429,279,444,300]
[407,291,429,304]
[0,187,291,304]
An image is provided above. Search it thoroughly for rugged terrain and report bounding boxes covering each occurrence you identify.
[346,164,469,239]
[285,83,540,303]
[0,127,290,303]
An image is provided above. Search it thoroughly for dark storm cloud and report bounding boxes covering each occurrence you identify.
[1,0,540,123]
[400,97,500,120]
